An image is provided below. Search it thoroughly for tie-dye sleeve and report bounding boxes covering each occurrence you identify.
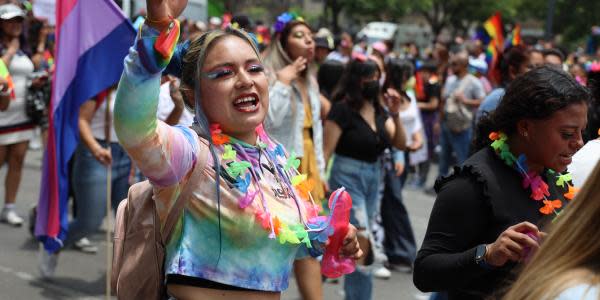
[114,21,198,187]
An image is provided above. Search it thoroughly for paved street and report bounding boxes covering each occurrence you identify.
[0,146,436,300]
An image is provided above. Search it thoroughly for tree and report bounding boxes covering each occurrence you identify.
[323,0,409,33]
[407,0,515,39]
[515,0,600,48]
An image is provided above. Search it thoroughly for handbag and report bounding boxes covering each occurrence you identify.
[25,73,51,126]
[444,77,473,133]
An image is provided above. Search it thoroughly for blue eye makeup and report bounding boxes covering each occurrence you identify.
[202,62,264,80]
[204,67,234,80]
[247,64,265,73]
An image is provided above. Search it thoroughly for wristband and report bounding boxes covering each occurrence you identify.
[389,111,399,118]
[145,15,173,29]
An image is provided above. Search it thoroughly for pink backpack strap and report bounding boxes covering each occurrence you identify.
[161,137,210,244]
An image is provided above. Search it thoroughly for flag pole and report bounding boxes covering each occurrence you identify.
[106,157,112,300]
[104,91,113,300]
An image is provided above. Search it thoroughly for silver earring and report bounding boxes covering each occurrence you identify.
[523,132,528,137]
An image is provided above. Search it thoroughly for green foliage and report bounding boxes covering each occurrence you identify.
[505,0,600,48]
[341,0,409,22]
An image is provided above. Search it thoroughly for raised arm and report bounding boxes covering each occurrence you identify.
[113,6,198,187]
[383,88,408,151]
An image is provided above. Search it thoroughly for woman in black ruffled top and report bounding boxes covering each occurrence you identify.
[413,66,591,300]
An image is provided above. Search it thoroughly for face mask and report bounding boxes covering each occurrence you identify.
[361,80,380,101]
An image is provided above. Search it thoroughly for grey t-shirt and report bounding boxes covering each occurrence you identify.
[442,74,486,109]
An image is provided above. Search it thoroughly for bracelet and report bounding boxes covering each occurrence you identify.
[389,111,400,118]
[145,15,172,27]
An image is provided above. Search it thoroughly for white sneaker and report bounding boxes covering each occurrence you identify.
[373,266,392,279]
[0,209,24,226]
[74,237,98,254]
[38,245,58,279]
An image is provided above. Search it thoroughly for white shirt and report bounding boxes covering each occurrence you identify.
[0,52,35,128]
[399,91,428,165]
[569,139,600,187]
[156,81,194,126]
[90,90,118,142]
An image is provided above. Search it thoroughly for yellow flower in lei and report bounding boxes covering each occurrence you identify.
[214,124,319,246]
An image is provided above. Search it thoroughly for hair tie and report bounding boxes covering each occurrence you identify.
[163,39,190,78]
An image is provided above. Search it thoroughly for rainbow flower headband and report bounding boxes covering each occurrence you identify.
[274,12,304,33]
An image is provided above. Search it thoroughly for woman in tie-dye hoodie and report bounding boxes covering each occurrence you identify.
[113,1,362,299]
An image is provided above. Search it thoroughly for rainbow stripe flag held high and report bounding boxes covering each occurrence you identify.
[482,12,504,84]
[36,0,135,252]
[505,24,522,49]
[484,12,504,48]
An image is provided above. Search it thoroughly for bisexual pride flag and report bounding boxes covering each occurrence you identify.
[36,0,135,252]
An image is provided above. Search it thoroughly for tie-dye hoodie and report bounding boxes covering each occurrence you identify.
[114,22,329,291]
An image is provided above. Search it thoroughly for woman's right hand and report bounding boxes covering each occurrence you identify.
[484,222,542,267]
[146,0,187,25]
[92,146,113,166]
[276,56,307,85]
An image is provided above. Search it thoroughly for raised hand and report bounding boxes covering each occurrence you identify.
[276,56,307,86]
[383,87,406,115]
[146,0,187,26]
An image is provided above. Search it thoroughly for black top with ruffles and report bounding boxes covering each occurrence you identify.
[413,147,570,300]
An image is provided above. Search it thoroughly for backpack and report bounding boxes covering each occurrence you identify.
[444,76,474,133]
[111,139,208,300]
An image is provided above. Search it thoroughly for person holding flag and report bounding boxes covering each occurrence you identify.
[35,0,136,277]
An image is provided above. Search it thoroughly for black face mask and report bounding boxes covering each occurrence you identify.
[361,80,380,101]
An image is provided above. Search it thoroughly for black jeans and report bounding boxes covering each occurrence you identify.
[380,164,417,265]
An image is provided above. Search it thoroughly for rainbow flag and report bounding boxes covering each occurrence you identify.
[505,24,521,49]
[482,12,504,84]
[35,0,135,252]
[484,12,504,50]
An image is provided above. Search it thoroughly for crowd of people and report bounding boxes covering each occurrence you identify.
[1,0,600,299]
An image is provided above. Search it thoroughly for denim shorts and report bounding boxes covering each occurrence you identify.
[327,154,382,232]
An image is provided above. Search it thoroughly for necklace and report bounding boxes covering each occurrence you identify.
[489,131,578,216]
[210,123,323,246]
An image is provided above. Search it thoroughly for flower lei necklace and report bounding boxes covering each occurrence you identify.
[210,123,328,247]
[489,131,579,216]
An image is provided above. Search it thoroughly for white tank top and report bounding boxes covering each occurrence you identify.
[90,90,118,142]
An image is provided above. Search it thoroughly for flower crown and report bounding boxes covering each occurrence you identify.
[274,12,304,33]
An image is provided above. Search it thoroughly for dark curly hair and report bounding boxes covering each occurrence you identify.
[383,58,414,91]
[498,45,529,87]
[331,58,380,112]
[317,59,345,100]
[473,65,592,151]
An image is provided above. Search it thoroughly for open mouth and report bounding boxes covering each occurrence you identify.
[559,154,573,164]
[233,93,259,112]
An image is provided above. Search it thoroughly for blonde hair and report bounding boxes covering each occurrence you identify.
[263,21,313,84]
[262,21,315,120]
[503,162,600,300]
